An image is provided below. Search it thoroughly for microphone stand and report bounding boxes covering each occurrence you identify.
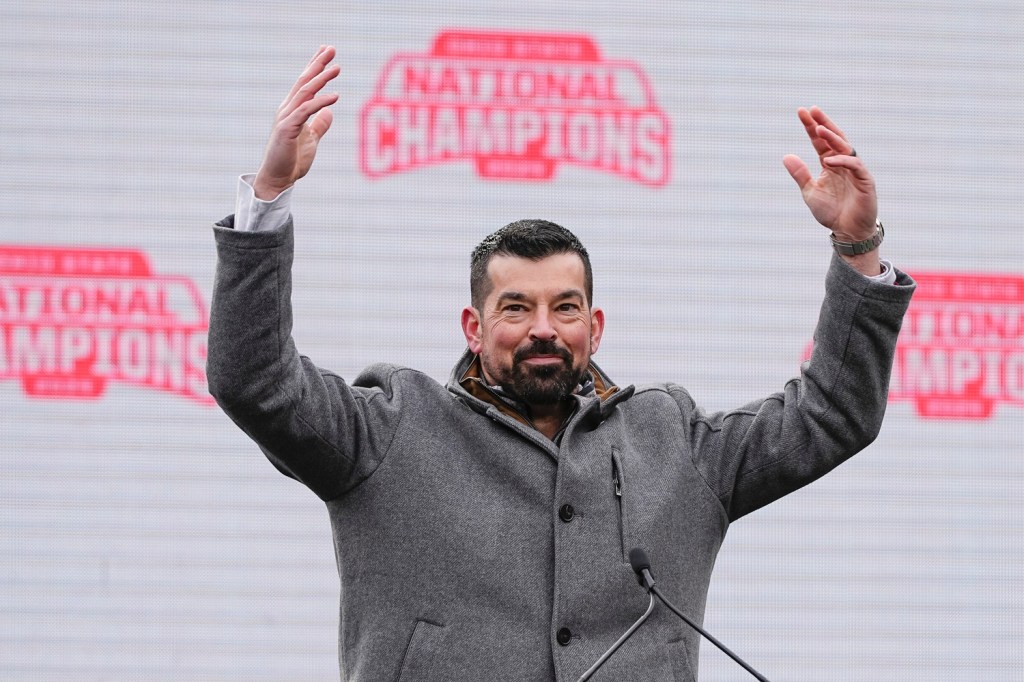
[576,593,656,682]
[647,583,770,682]
[631,548,771,682]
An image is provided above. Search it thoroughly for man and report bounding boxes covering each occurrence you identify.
[208,46,914,681]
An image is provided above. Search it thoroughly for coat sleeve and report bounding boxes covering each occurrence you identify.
[206,216,401,501]
[680,254,916,521]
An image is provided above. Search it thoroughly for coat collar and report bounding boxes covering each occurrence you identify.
[448,348,626,431]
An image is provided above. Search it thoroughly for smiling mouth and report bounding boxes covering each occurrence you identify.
[522,355,566,365]
[514,341,572,367]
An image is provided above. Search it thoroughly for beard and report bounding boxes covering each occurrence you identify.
[487,339,588,406]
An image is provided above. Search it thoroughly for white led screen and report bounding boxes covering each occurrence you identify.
[1,2,1021,679]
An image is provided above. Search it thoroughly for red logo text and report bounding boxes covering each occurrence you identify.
[890,272,1024,419]
[0,245,211,404]
[360,30,671,185]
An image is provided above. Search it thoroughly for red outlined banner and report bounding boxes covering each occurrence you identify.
[804,271,1024,420]
[889,272,1024,419]
[0,245,211,404]
[360,29,671,186]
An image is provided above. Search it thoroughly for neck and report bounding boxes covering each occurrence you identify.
[528,401,572,439]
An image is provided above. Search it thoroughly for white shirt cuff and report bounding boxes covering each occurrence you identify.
[235,174,293,232]
[868,260,897,285]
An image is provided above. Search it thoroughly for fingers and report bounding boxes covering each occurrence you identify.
[797,107,832,157]
[279,89,339,131]
[280,64,340,121]
[279,46,339,116]
[806,106,847,142]
[815,122,856,157]
[305,44,329,69]
[286,45,335,100]
[822,154,875,184]
[782,154,812,190]
[797,106,855,159]
[306,105,335,141]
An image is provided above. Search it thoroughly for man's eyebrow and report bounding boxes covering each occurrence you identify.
[495,291,528,304]
[495,290,585,305]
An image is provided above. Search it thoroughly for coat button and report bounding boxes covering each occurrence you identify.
[558,504,575,522]
[557,627,572,646]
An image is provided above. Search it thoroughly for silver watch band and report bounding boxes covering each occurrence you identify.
[831,221,884,256]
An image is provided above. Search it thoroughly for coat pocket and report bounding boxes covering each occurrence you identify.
[611,446,629,562]
[397,618,447,682]
[667,636,696,681]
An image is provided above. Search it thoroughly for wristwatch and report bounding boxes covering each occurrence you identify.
[830,221,884,256]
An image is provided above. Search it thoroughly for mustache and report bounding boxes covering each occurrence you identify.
[513,340,572,365]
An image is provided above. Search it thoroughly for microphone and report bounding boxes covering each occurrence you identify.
[629,548,772,682]
[628,547,656,590]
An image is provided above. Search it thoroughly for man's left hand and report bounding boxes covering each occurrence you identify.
[783,106,881,275]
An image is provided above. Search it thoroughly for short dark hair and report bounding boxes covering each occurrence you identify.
[470,219,593,311]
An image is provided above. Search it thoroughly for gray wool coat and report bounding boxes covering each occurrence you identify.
[208,216,915,681]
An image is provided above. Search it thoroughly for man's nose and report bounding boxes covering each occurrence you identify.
[529,310,558,340]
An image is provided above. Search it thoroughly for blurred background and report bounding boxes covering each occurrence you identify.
[1,2,1021,679]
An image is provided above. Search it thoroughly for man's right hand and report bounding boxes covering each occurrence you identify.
[253,46,340,201]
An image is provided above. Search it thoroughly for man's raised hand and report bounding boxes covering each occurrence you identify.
[253,46,341,200]
[782,106,878,243]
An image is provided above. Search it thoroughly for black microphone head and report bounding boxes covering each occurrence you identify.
[628,548,650,575]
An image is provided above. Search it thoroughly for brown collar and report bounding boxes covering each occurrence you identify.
[458,355,618,429]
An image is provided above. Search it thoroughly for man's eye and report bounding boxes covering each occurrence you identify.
[504,305,525,312]
[558,303,580,312]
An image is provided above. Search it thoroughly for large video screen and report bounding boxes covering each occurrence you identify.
[2,3,1020,679]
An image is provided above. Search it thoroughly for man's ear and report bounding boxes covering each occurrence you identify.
[461,306,483,354]
[590,307,605,355]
